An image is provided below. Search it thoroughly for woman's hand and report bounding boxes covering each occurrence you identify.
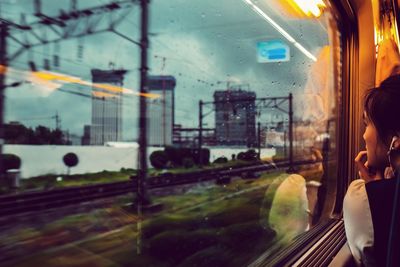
[354,151,383,182]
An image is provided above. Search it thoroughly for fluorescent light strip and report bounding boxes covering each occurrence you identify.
[242,0,317,62]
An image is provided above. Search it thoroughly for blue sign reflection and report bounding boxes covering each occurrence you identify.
[257,40,290,63]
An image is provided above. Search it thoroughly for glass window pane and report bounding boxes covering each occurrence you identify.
[1,0,342,266]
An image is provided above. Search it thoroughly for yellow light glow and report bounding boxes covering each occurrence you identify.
[31,70,160,99]
[93,83,124,93]
[291,0,326,17]
[92,91,118,98]
[0,65,7,75]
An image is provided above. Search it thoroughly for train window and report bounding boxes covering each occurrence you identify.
[0,0,342,266]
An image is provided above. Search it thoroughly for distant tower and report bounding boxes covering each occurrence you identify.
[81,125,91,146]
[214,89,257,147]
[90,69,126,145]
[147,75,176,147]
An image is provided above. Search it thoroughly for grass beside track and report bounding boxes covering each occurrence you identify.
[0,159,262,194]
[2,172,288,267]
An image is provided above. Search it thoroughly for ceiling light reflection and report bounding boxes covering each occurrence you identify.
[242,0,317,61]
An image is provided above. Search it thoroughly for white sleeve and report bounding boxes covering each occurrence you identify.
[343,179,375,267]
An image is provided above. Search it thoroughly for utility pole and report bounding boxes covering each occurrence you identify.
[283,130,287,158]
[0,23,7,176]
[136,0,151,207]
[198,100,203,167]
[257,122,261,159]
[55,111,61,130]
[288,93,294,172]
[102,97,105,145]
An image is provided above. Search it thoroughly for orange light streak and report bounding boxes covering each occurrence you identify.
[1,66,160,99]
[31,70,160,99]
[92,91,118,98]
[0,64,7,75]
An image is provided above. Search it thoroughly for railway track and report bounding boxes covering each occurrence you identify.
[0,159,322,216]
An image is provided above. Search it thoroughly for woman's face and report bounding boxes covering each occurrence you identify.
[363,111,389,169]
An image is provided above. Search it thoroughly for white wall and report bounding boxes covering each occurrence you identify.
[3,145,159,179]
[3,145,275,179]
[208,147,276,162]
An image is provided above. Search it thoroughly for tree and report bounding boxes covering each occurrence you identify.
[150,150,169,169]
[213,156,228,164]
[4,123,66,145]
[63,152,79,175]
[237,149,258,161]
[182,157,194,168]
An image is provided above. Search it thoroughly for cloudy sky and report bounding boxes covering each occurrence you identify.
[2,0,329,140]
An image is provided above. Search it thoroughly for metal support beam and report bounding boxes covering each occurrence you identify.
[198,100,203,167]
[288,93,294,172]
[5,1,137,61]
[136,0,151,207]
[200,95,293,167]
[257,122,261,159]
[0,24,7,177]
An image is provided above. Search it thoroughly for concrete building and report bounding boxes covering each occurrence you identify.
[81,125,91,146]
[214,89,257,147]
[147,75,176,147]
[90,69,126,145]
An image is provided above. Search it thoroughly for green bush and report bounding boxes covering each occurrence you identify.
[164,147,210,166]
[164,147,191,166]
[213,156,228,164]
[237,149,258,161]
[192,148,210,165]
[182,157,195,168]
[1,154,21,173]
[150,150,169,169]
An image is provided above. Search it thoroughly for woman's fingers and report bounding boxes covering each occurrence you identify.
[355,151,367,162]
[355,151,368,172]
[355,151,376,182]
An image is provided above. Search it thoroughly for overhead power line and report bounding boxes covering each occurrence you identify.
[0,0,141,174]
[4,0,138,61]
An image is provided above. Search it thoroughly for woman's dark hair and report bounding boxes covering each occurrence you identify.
[364,74,400,146]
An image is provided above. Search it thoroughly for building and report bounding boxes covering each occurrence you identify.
[90,69,126,145]
[147,75,176,147]
[214,89,257,147]
[81,125,91,146]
